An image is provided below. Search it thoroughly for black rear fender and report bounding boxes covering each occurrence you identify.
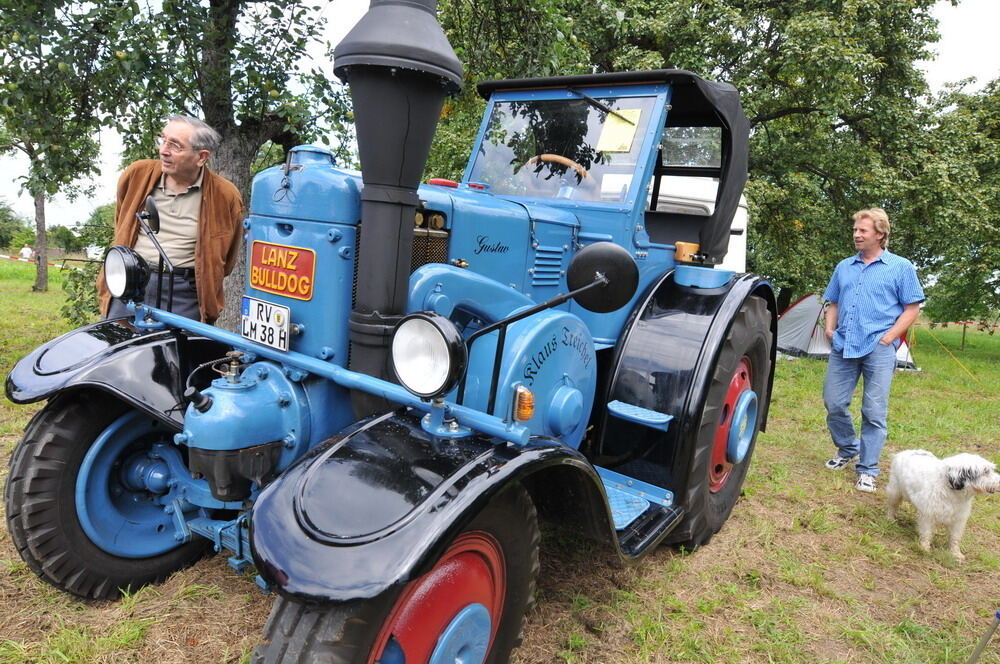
[5,319,230,428]
[250,410,624,603]
[591,271,776,485]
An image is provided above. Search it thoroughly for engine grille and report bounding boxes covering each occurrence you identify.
[411,228,449,272]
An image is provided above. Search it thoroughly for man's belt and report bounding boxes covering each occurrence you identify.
[154,267,195,278]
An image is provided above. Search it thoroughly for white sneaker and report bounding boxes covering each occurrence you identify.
[855,475,877,493]
[825,455,857,470]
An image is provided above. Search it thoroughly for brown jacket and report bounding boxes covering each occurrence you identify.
[98,159,245,323]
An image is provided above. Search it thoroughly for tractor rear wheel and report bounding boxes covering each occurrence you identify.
[4,391,209,600]
[253,483,539,664]
[667,294,772,548]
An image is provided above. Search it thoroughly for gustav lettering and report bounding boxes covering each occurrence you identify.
[474,235,510,255]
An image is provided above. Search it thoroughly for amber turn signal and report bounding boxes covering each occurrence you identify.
[514,385,535,421]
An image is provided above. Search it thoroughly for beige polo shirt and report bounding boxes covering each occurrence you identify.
[133,168,204,269]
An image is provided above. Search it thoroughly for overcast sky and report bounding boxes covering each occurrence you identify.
[1,0,997,229]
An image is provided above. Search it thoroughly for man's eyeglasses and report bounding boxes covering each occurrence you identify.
[155,136,196,153]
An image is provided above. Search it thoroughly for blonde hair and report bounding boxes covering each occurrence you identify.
[853,208,890,248]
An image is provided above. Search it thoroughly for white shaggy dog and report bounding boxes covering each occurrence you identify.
[886,450,1000,561]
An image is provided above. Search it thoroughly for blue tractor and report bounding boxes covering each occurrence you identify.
[4,1,775,661]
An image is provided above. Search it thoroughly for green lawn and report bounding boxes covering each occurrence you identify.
[0,258,997,664]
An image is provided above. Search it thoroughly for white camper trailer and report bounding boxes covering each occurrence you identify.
[656,176,749,273]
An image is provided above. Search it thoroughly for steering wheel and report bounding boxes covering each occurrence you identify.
[525,154,592,182]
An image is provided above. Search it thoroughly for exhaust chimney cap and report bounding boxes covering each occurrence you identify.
[334,0,463,92]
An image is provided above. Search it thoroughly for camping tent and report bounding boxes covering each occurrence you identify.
[777,294,918,370]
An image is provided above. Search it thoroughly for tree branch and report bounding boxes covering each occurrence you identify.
[750,106,822,126]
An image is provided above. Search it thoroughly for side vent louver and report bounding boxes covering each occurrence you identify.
[531,245,564,287]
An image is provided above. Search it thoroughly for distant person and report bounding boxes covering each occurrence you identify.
[99,115,244,323]
[822,208,924,493]
[18,244,33,261]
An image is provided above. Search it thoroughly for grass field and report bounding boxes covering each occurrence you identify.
[0,257,997,664]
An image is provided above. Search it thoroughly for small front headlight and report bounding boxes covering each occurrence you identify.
[104,246,150,301]
[391,312,467,399]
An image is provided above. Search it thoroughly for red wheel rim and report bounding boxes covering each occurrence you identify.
[367,531,506,663]
[709,356,752,492]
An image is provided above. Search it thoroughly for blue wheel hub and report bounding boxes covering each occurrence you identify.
[726,389,758,464]
[76,411,189,558]
[429,603,491,664]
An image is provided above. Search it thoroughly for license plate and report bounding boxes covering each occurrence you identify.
[241,296,290,351]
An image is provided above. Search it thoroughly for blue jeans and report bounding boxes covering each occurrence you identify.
[823,343,897,477]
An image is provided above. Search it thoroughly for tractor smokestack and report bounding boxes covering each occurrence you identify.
[335,0,463,417]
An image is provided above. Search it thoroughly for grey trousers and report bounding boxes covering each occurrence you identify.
[106,271,200,321]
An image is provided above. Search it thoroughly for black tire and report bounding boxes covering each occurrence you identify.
[666,294,772,548]
[253,483,540,664]
[4,391,210,600]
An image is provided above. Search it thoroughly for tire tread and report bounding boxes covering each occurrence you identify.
[253,483,540,664]
[4,391,208,600]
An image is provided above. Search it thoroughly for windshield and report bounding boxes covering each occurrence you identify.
[467,95,656,203]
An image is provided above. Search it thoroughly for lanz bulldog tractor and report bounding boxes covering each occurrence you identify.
[4,1,776,662]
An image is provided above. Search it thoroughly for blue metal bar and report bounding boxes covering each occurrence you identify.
[136,305,530,445]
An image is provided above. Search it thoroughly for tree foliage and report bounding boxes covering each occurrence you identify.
[433,0,997,319]
[427,0,591,178]
[14,0,998,327]
[915,79,1000,323]
[61,202,114,325]
[0,1,131,291]
[105,0,356,328]
[0,199,31,250]
[49,224,83,253]
[49,0,355,325]
[111,0,353,194]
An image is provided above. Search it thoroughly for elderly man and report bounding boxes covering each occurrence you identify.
[100,116,244,324]
[822,208,924,493]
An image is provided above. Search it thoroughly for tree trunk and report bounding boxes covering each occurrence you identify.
[210,132,262,331]
[32,191,48,292]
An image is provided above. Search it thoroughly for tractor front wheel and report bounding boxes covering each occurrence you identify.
[253,483,539,664]
[4,391,209,600]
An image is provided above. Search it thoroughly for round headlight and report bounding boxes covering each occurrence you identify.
[391,312,467,399]
[104,246,150,301]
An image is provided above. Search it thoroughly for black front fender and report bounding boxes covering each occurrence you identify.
[250,410,620,603]
[5,318,230,428]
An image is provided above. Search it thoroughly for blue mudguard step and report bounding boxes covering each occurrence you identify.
[596,466,674,530]
[606,400,673,431]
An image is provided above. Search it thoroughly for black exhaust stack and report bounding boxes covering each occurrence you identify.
[335,0,463,417]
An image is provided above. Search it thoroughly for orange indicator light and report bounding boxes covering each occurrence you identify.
[514,385,535,421]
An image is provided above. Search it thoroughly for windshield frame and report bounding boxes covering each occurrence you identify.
[463,82,670,211]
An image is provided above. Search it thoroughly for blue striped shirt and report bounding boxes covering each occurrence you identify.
[823,250,924,358]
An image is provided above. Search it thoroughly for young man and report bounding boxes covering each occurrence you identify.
[822,208,924,493]
[99,116,244,324]
[18,244,33,261]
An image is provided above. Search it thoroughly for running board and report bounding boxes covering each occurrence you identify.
[606,400,673,431]
[597,466,681,556]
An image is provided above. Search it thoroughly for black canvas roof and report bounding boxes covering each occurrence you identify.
[477,70,750,266]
